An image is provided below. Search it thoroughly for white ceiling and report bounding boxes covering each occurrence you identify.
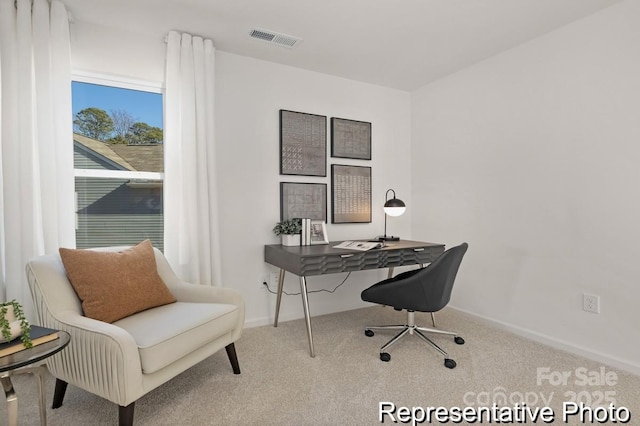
[63,0,619,91]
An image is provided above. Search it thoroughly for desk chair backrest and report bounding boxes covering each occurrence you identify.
[361,242,468,312]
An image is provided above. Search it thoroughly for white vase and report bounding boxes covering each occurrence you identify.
[281,234,300,247]
[0,305,24,343]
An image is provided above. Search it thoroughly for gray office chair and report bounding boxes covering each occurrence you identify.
[361,243,468,368]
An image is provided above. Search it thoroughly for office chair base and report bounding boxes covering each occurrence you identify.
[444,359,457,369]
[364,311,464,368]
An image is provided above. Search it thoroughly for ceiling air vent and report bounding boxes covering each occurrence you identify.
[249,28,302,49]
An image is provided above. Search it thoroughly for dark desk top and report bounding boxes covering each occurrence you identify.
[265,239,443,256]
[265,240,445,276]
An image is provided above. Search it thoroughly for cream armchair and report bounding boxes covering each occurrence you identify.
[25,246,245,426]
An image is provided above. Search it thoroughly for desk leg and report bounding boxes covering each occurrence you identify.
[274,268,285,327]
[299,276,315,357]
[387,267,395,279]
[1,372,18,426]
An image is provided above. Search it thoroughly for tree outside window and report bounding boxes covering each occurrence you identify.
[72,79,164,250]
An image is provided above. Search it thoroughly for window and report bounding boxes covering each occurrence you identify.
[72,75,164,250]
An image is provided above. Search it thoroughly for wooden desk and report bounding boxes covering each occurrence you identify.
[264,240,444,357]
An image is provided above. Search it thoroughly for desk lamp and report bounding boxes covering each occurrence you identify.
[376,189,406,242]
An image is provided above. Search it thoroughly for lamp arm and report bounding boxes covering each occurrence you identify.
[384,212,388,238]
[385,188,396,201]
[383,188,395,238]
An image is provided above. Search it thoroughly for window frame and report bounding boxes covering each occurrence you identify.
[71,71,165,182]
[71,71,166,246]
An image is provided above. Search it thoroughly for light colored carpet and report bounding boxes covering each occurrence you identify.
[2,306,639,425]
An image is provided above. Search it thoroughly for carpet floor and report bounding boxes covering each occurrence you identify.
[1,306,639,425]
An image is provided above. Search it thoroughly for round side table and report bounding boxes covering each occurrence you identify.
[0,331,70,426]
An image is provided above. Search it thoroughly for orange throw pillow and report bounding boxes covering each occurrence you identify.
[59,240,176,323]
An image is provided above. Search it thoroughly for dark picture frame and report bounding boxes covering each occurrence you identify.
[280,182,327,222]
[331,164,371,223]
[280,110,327,176]
[331,117,371,160]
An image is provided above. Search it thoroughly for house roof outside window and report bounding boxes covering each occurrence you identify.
[73,133,163,173]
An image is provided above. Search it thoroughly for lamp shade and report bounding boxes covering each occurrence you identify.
[384,197,406,217]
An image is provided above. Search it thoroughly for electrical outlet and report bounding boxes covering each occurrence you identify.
[583,294,600,314]
[260,272,281,289]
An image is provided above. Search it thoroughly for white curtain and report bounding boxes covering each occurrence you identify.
[164,31,222,286]
[0,0,74,317]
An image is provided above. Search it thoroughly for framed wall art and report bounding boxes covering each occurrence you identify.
[331,117,371,160]
[280,182,327,222]
[331,164,371,224]
[280,110,327,176]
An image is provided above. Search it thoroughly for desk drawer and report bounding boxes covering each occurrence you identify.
[300,254,346,275]
[297,247,442,275]
[381,247,442,268]
[300,252,382,275]
[266,241,444,276]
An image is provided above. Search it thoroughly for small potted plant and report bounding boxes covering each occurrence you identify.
[273,218,302,246]
[0,300,32,348]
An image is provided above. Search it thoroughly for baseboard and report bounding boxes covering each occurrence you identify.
[448,305,640,376]
[244,298,373,329]
[244,314,295,329]
[244,301,374,329]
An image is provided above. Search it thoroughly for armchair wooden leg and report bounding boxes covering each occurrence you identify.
[52,379,68,409]
[225,343,241,374]
[119,402,135,426]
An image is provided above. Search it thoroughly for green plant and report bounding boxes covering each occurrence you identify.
[272,218,302,236]
[0,300,32,348]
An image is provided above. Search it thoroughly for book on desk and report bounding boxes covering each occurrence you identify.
[0,325,60,357]
[333,240,384,251]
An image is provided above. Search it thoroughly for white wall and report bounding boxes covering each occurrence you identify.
[70,22,166,84]
[216,52,412,326]
[70,3,640,371]
[411,0,640,374]
[70,23,413,327]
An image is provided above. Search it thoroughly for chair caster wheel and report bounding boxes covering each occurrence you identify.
[365,329,374,337]
[380,352,391,362]
[444,359,456,369]
[454,336,465,345]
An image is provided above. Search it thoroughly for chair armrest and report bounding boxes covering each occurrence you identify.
[167,282,246,337]
[167,282,244,306]
[45,310,144,406]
